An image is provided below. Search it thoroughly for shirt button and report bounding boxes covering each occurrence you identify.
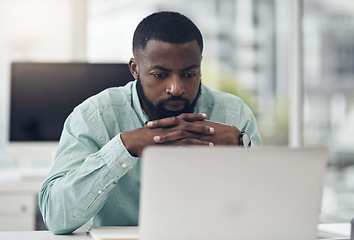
[121,162,128,168]
[97,189,103,194]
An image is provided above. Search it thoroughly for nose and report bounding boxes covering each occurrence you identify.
[166,75,185,96]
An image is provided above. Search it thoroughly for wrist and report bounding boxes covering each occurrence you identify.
[120,129,142,157]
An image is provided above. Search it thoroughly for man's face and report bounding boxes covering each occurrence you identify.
[130,39,202,120]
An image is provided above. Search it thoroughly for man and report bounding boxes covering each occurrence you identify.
[39,11,261,234]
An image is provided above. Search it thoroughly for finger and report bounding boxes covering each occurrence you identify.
[180,122,215,135]
[153,130,188,143]
[157,137,214,146]
[175,138,214,146]
[153,127,214,143]
[177,113,207,122]
[146,116,181,128]
[146,113,208,128]
[149,120,214,135]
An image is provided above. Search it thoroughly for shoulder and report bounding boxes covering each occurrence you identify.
[200,85,262,146]
[75,81,134,117]
[200,84,246,110]
[198,84,255,124]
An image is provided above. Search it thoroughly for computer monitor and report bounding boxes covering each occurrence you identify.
[8,62,134,160]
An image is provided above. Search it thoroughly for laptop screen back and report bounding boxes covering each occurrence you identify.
[139,146,327,240]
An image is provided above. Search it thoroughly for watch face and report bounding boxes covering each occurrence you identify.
[240,132,251,147]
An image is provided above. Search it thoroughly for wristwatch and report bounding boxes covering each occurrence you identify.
[239,131,251,147]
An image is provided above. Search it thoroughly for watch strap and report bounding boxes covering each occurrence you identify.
[239,131,251,147]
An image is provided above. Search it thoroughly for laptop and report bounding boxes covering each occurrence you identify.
[139,146,328,240]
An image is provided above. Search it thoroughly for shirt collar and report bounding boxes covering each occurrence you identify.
[194,84,214,118]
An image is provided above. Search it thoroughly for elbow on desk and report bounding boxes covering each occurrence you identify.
[39,203,78,234]
[40,206,80,235]
[47,225,76,235]
[38,185,80,234]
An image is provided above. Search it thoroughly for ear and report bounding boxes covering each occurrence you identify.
[129,58,139,80]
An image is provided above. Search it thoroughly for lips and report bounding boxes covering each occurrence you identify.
[163,100,187,111]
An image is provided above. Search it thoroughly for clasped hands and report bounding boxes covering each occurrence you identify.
[121,113,241,157]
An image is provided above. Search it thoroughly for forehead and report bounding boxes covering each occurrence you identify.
[135,39,202,69]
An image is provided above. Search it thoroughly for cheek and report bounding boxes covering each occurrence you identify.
[141,78,166,104]
[187,79,201,99]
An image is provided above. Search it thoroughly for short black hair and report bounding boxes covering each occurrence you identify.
[133,11,203,53]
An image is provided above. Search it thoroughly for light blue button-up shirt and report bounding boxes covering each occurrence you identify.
[39,80,261,234]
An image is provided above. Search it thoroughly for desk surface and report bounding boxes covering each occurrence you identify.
[0,224,351,240]
[0,230,91,240]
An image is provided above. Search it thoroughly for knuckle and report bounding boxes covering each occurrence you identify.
[184,138,193,144]
[203,125,210,132]
[172,116,179,124]
[179,130,187,136]
[177,113,187,119]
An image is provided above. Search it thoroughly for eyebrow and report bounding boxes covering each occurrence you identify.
[149,65,171,72]
[181,64,200,72]
[149,64,200,72]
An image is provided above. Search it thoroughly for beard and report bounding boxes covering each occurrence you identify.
[136,75,202,120]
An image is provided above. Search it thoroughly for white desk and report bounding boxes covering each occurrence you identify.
[0,224,351,240]
[0,230,91,240]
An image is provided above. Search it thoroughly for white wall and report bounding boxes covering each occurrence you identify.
[0,0,81,156]
[87,0,153,63]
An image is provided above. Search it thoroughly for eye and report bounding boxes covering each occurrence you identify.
[184,73,197,78]
[152,73,168,79]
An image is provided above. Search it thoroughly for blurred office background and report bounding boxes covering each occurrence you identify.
[0,0,354,230]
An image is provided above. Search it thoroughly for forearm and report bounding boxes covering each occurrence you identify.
[39,134,138,234]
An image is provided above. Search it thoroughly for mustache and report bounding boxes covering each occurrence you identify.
[160,95,189,103]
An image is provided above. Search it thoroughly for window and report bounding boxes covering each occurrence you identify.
[88,0,354,221]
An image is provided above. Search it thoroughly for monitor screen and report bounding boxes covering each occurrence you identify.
[10,62,134,142]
